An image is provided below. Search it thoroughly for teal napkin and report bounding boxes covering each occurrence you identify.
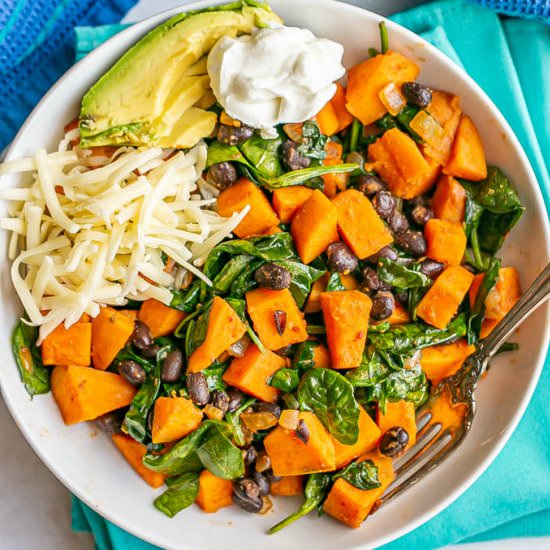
[71,1,550,548]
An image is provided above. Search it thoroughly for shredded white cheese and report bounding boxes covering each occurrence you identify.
[0,132,249,343]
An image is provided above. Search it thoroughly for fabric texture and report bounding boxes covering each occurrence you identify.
[468,0,550,22]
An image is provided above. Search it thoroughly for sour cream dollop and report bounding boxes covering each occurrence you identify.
[207,26,345,137]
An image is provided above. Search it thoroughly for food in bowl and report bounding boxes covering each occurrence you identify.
[0,0,525,533]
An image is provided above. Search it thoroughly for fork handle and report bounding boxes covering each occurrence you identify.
[479,262,550,364]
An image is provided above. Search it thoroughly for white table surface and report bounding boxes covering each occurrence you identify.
[1,1,549,549]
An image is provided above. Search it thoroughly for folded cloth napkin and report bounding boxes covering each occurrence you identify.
[469,0,550,22]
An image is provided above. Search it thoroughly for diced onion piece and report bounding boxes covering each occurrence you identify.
[279,409,300,430]
[409,110,446,149]
[379,82,407,117]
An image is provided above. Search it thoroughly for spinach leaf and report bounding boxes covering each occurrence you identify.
[154,472,199,518]
[185,303,212,359]
[293,341,322,373]
[212,255,256,293]
[196,425,244,479]
[333,459,381,490]
[225,397,256,447]
[476,167,523,214]
[326,271,346,291]
[477,209,523,254]
[229,257,264,298]
[297,121,327,161]
[206,141,253,170]
[202,360,229,391]
[269,368,300,393]
[240,133,283,177]
[115,346,155,373]
[12,321,50,397]
[170,279,201,312]
[467,257,500,344]
[346,351,391,387]
[377,106,421,142]
[268,473,332,534]
[297,368,360,445]
[377,258,432,290]
[124,373,161,443]
[278,260,325,308]
[347,118,362,152]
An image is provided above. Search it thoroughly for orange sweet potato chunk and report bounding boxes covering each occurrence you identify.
[443,114,487,181]
[187,296,247,373]
[416,266,474,329]
[332,406,381,469]
[291,190,339,264]
[92,306,134,371]
[312,342,331,369]
[42,322,92,367]
[272,186,313,223]
[377,400,417,449]
[316,83,354,136]
[217,177,279,238]
[387,301,410,325]
[152,396,203,444]
[368,128,440,199]
[195,470,233,513]
[332,189,393,259]
[425,218,467,266]
[222,344,286,403]
[431,174,467,223]
[51,365,136,425]
[138,299,185,338]
[245,288,308,350]
[322,451,395,528]
[346,51,419,126]
[270,475,304,496]
[323,141,348,197]
[264,411,336,476]
[421,340,476,384]
[304,273,329,314]
[112,433,165,489]
[320,290,372,370]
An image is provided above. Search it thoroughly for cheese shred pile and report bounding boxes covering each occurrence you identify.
[0,133,248,343]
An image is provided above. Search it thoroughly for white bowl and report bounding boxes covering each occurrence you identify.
[1,1,549,548]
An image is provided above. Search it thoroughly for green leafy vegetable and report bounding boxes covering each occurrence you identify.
[269,368,300,392]
[293,341,322,373]
[240,133,283,177]
[154,472,200,518]
[185,303,212,359]
[476,167,523,214]
[296,121,328,161]
[202,360,229,391]
[348,119,363,153]
[298,368,360,445]
[379,21,389,54]
[326,271,346,291]
[124,373,161,443]
[225,397,256,447]
[212,255,256,293]
[196,425,244,479]
[12,321,50,397]
[333,459,381,490]
[377,258,432,290]
[278,260,325,308]
[170,279,201,312]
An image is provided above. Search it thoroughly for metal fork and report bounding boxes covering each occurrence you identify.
[378,261,550,508]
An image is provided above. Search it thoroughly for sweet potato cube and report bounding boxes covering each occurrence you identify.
[304,273,329,314]
[187,296,247,373]
[245,288,308,350]
[316,83,353,136]
[42,322,92,367]
[346,51,419,126]
[264,411,336,476]
[320,290,372,370]
[272,186,313,223]
[386,301,410,325]
[425,218,467,266]
[112,433,165,489]
[416,266,474,329]
[270,475,304,496]
[377,400,417,449]
[138,299,185,338]
[196,470,233,513]
[119,309,138,322]
[222,344,286,403]
[92,306,134,371]
[312,343,331,369]
[443,114,487,181]
[431,174,467,223]
[315,99,340,136]
[291,190,339,264]
[332,406,381,468]
[152,396,203,444]
[368,128,440,199]
[421,340,476,384]
[322,141,348,197]
[51,365,136,425]
[332,189,393,259]
[322,451,395,528]
[217,177,279,238]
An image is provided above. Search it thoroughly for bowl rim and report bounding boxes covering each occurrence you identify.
[1,0,549,548]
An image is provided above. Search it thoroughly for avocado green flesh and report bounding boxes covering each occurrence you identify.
[79,2,282,148]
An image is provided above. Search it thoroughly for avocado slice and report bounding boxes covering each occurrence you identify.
[79,1,281,148]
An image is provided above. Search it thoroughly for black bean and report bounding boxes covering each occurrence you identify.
[379,426,410,457]
[388,210,409,234]
[274,344,294,357]
[95,412,122,434]
[419,259,445,280]
[141,343,160,359]
[216,124,254,146]
[411,205,433,227]
[252,402,281,419]
[273,310,287,336]
[210,390,230,416]
[401,82,432,109]
[131,320,153,350]
[244,446,258,465]
[370,291,395,321]
[233,479,263,513]
[118,360,146,385]
[362,267,389,292]
[326,242,359,274]
[228,334,251,358]
[367,246,399,264]
[394,230,427,257]
[161,349,183,383]
[186,372,210,406]
[357,174,386,197]
[254,263,291,290]
[255,451,271,473]
[253,472,271,496]
[296,419,310,443]
[372,190,396,220]
[227,388,245,413]
[207,162,237,190]
[280,140,311,171]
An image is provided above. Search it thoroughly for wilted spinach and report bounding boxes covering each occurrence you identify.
[293,340,323,373]
[195,425,244,479]
[154,472,200,518]
[377,106,421,142]
[185,303,212,359]
[202,360,229,392]
[326,271,346,291]
[170,279,201,312]
[377,258,432,290]
[298,368,360,445]
[296,121,327,162]
[240,133,283,177]
[12,321,50,397]
[212,255,257,293]
[269,368,300,393]
[332,459,381,490]
[278,259,325,308]
[124,373,161,444]
[225,397,256,447]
